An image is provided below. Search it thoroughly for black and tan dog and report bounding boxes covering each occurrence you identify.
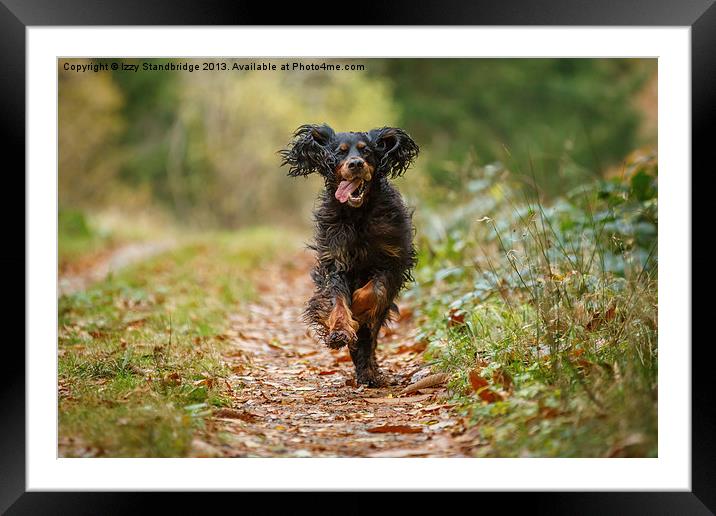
[280,124,419,386]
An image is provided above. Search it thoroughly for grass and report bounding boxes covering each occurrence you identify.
[58,226,302,457]
[408,150,658,457]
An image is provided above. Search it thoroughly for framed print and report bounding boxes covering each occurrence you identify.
[5,0,712,512]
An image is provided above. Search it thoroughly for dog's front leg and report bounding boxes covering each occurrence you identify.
[350,273,403,387]
[324,272,359,350]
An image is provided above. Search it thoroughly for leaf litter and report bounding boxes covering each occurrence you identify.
[197,249,471,457]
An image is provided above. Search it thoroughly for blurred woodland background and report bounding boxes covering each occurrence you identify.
[59,58,658,458]
[59,58,655,234]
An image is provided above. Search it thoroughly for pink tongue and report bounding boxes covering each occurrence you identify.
[335,180,360,203]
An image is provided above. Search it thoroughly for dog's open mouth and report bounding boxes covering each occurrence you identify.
[335,179,370,207]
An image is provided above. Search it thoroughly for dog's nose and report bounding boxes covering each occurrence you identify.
[347,159,364,170]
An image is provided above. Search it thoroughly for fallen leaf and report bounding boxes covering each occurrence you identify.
[419,402,457,412]
[214,408,259,423]
[479,390,503,403]
[366,424,423,434]
[363,394,432,404]
[395,341,428,354]
[164,372,181,385]
[586,304,617,331]
[468,370,489,391]
[447,308,466,326]
[193,377,215,389]
[401,373,449,395]
[468,369,503,403]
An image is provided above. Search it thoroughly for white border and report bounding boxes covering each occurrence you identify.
[28,27,690,491]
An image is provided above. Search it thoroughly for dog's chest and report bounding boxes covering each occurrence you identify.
[323,216,404,269]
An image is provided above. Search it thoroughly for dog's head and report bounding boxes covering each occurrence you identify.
[280,124,419,208]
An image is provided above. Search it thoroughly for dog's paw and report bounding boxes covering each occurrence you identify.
[326,329,356,350]
[356,370,398,388]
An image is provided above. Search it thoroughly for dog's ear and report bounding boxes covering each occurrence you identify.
[280,124,336,177]
[368,127,419,178]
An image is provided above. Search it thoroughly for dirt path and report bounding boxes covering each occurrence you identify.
[198,249,475,458]
[58,240,177,297]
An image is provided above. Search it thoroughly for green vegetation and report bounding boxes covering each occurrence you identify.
[58,227,299,456]
[407,150,657,457]
[381,59,654,195]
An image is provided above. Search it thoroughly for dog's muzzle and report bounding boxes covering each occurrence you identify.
[335,160,373,207]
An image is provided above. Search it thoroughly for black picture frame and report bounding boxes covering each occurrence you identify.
[4,0,709,512]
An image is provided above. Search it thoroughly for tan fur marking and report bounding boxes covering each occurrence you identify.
[352,279,387,323]
[352,280,376,317]
[327,296,358,336]
[336,161,375,181]
[336,162,350,180]
[380,243,403,259]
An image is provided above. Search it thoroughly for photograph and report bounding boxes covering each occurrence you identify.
[57,56,659,459]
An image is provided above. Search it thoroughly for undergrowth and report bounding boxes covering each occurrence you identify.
[408,148,658,457]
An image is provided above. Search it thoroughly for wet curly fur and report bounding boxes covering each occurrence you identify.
[280,124,418,386]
